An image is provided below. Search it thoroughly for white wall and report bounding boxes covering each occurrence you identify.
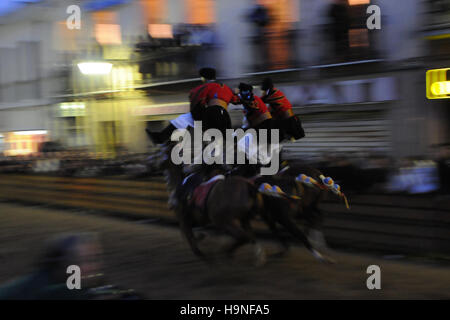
[0,105,52,133]
[118,1,146,42]
[298,0,332,65]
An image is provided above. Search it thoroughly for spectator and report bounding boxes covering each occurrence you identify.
[0,233,102,300]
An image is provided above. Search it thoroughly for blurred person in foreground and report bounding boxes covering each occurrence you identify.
[260,78,305,142]
[0,233,105,300]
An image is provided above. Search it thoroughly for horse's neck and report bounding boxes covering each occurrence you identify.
[164,162,183,191]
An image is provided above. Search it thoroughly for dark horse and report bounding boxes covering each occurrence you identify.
[233,161,346,254]
[158,142,331,265]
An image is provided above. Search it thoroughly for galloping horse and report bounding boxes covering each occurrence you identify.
[161,141,267,265]
[233,160,349,254]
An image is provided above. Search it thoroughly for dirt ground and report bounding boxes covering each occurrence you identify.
[0,201,448,299]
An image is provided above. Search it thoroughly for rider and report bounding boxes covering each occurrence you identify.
[236,83,275,175]
[189,67,240,134]
[163,69,240,208]
[260,77,305,141]
[147,68,239,144]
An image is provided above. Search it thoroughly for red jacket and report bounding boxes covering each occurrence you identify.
[189,82,240,111]
[242,95,272,128]
[261,88,294,119]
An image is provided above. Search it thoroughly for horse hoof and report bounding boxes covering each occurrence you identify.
[328,258,336,264]
[308,230,329,251]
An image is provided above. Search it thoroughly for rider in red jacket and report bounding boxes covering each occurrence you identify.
[189,68,240,133]
[260,78,305,141]
[238,82,272,131]
[146,68,239,144]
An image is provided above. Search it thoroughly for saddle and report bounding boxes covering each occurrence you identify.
[176,171,204,202]
[189,175,225,211]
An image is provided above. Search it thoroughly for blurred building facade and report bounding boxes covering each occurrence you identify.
[0,0,448,161]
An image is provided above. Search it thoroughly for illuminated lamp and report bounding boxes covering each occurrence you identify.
[426,68,450,99]
[431,81,450,96]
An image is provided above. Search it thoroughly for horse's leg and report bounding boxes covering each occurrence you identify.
[276,208,334,264]
[223,221,252,255]
[261,194,293,253]
[301,188,330,253]
[240,218,252,233]
[176,205,205,258]
[223,220,266,266]
[260,210,290,254]
[305,205,329,251]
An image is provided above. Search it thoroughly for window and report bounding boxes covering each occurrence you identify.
[348,0,370,5]
[185,0,215,25]
[148,24,173,38]
[140,0,167,24]
[95,24,122,45]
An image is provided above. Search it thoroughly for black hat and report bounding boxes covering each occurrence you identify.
[238,82,253,92]
[238,83,254,101]
[261,77,273,91]
[199,67,216,80]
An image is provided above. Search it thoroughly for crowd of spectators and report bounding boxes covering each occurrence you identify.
[0,149,161,178]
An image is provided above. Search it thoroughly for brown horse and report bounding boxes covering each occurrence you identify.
[161,142,267,265]
[234,162,341,253]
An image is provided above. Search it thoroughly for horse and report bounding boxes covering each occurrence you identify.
[160,141,267,265]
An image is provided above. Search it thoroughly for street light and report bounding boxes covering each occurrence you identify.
[77,62,112,75]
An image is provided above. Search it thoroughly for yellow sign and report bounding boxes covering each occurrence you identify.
[426,68,450,99]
